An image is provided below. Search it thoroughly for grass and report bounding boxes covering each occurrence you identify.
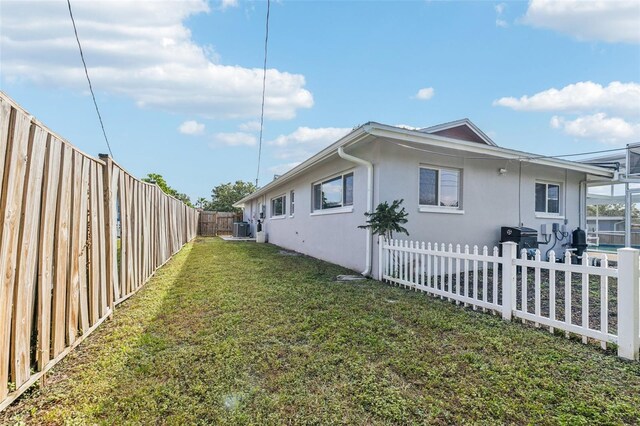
[2,237,639,425]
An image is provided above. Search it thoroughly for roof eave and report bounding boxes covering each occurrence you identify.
[234,122,614,208]
[419,118,498,147]
[366,123,614,178]
[233,125,371,207]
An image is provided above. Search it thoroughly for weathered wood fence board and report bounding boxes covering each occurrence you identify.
[198,211,240,236]
[52,144,72,358]
[11,121,47,390]
[78,157,91,334]
[0,98,11,206]
[37,135,61,372]
[0,91,199,411]
[0,107,31,401]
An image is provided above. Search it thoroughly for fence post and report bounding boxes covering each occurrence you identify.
[98,154,115,317]
[378,235,384,280]
[501,242,517,321]
[617,248,639,361]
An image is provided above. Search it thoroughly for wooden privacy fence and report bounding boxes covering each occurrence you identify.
[0,92,199,411]
[198,211,241,236]
[380,237,640,361]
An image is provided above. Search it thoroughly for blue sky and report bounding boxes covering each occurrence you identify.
[1,0,639,201]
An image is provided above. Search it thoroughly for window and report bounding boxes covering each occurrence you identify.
[312,172,354,211]
[419,167,460,208]
[535,182,560,214]
[290,190,295,215]
[270,195,286,217]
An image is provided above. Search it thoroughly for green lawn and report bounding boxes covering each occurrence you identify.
[3,237,640,425]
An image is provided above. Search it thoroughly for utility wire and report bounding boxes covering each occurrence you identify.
[394,142,633,162]
[255,0,270,187]
[519,146,632,161]
[67,0,114,158]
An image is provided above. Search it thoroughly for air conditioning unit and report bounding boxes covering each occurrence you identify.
[233,222,249,238]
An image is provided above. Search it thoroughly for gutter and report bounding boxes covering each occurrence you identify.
[235,122,613,208]
[366,124,614,178]
[337,146,374,277]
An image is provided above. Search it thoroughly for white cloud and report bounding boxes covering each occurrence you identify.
[238,120,262,132]
[268,162,301,176]
[413,87,435,100]
[550,113,640,144]
[269,126,351,158]
[493,81,640,115]
[178,120,205,135]
[394,124,420,130]
[495,3,508,27]
[524,0,640,44]
[0,0,313,120]
[213,132,256,146]
[221,0,238,10]
[269,127,351,148]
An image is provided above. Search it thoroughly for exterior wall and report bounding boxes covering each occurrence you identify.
[243,150,374,273]
[242,138,588,280]
[371,141,585,278]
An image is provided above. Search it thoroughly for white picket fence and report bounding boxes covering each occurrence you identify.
[378,236,640,360]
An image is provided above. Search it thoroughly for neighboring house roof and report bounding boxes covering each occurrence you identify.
[234,120,614,207]
[419,118,497,146]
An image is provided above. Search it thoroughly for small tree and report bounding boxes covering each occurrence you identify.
[195,197,209,210]
[209,180,257,213]
[142,173,193,207]
[358,199,409,240]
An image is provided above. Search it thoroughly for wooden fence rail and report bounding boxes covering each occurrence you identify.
[197,211,241,236]
[0,92,199,411]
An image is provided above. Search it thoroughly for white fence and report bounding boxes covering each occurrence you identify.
[379,237,640,360]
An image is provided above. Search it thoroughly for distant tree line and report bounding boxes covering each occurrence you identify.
[587,203,640,218]
[142,174,256,213]
[142,173,193,207]
[197,180,257,213]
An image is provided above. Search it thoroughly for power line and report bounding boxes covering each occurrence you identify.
[255,0,270,187]
[519,146,631,161]
[394,142,632,162]
[67,0,114,158]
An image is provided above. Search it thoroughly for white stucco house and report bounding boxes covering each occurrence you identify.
[234,119,613,279]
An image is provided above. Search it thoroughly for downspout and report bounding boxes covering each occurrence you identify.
[338,146,374,277]
[579,180,587,230]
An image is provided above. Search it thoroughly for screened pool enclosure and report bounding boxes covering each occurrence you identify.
[586,143,640,251]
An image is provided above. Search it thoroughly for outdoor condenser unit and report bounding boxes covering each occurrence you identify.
[233,222,249,238]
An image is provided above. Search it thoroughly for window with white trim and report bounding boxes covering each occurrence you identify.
[290,190,295,215]
[270,194,286,217]
[419,166,461,208]
[535,182,560,214]
[312,172,353,211]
